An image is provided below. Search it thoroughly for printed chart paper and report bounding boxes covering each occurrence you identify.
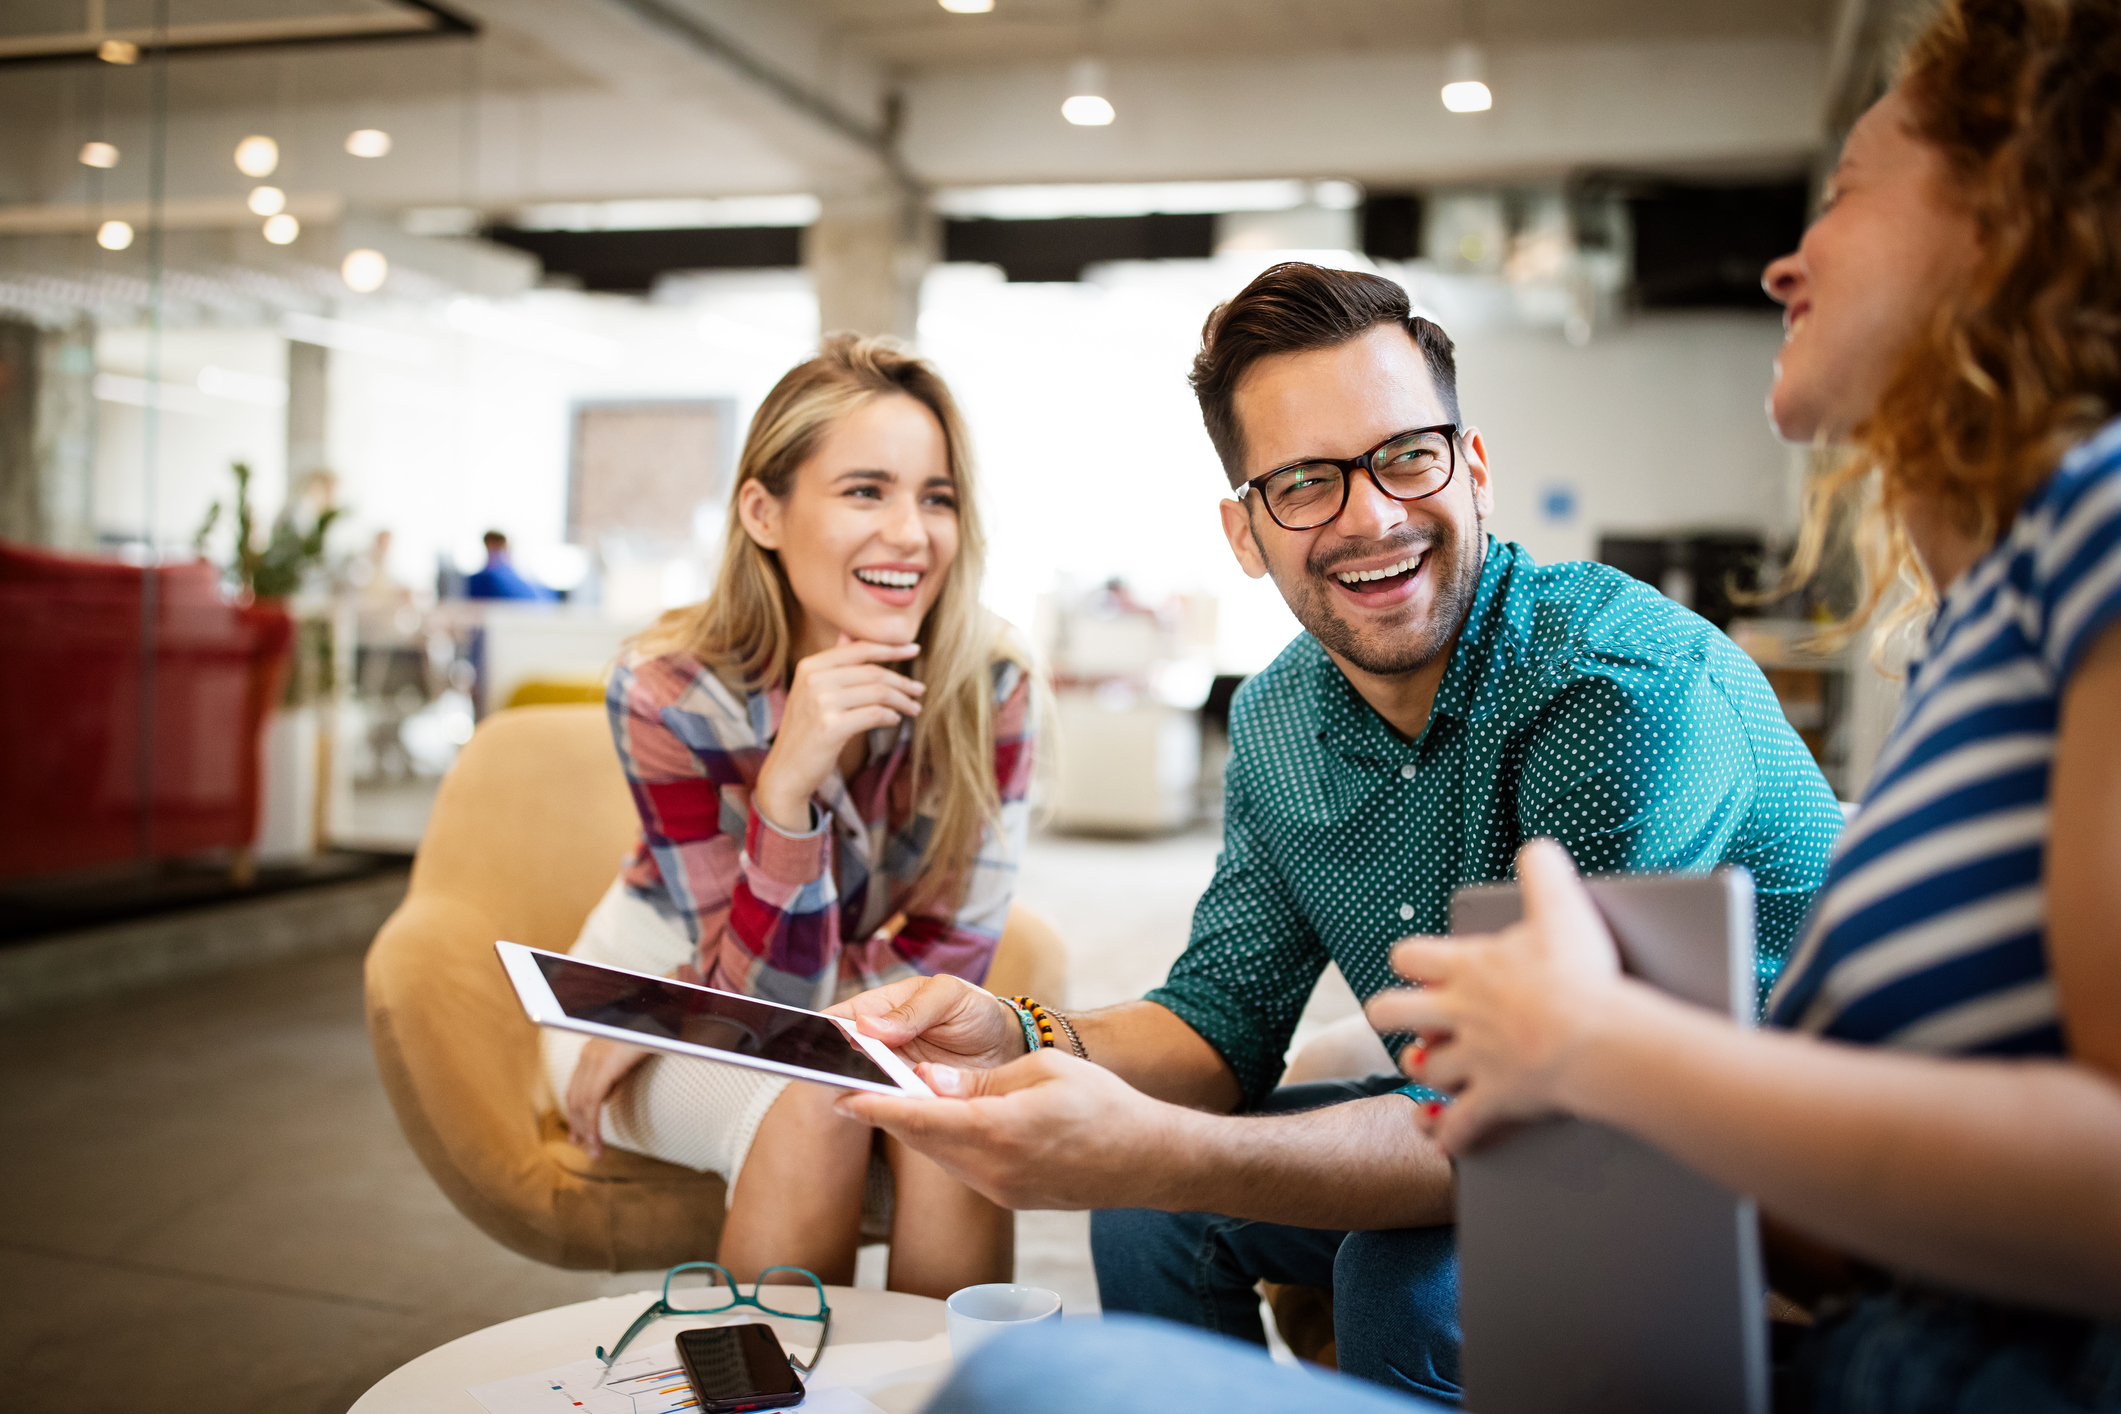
[468,1339,882,1414]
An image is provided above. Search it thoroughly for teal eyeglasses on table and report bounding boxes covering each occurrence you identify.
[598,1262,833,1372]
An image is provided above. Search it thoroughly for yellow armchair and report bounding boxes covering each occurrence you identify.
[365,703,1066,1272]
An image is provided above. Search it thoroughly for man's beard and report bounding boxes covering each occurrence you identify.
[1282,518,1484,678]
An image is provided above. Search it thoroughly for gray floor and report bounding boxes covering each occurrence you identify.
[0,826,1356,1413]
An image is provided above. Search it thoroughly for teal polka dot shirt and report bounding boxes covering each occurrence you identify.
[1147,538,1845,1107]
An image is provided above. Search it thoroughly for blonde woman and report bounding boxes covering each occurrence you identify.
[544,334,1032,1297]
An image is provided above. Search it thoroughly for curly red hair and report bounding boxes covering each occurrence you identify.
[1795,0,2121,637]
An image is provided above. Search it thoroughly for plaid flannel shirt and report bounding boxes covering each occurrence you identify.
[608,649,1035,1009]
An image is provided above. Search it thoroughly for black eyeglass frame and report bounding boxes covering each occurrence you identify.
[1235,423,1462,531]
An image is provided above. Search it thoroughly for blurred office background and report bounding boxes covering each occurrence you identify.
[0,1,1920,1407]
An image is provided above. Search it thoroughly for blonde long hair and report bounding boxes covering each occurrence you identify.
[635,333,1023,904]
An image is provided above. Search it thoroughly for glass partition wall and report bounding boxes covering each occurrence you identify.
[0,10,493,935]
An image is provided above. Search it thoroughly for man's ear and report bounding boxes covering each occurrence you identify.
[1219,496,1270,580]
[736,478,783,550]
[1461,427,1496,520]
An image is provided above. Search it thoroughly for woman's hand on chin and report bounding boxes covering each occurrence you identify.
[753,634,924,833]
[1365,837,1632,1154]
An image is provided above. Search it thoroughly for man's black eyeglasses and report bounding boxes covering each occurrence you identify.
[1236,424,1460,531]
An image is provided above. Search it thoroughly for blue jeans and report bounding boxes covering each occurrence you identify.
[923,1301,2121,1414]
[928,1315,1445,1414]
[1089,1076,1461,1404]
[1786,1287,2121,1413]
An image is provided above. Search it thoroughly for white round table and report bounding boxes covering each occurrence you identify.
[349,1285,952,1414]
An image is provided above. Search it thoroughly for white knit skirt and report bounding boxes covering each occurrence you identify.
[540,880,792,1202]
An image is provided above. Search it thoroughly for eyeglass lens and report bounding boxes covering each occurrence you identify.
[665,1268,740,1312]
[1263,430,1453,529]
[751,1271,826,1319]
[662,1267,825,1319]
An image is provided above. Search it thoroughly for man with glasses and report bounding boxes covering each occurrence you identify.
[835,262,1843,1402]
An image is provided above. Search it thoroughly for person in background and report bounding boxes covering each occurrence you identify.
[834,260,1845,1401]
[544,334,1034,1299]
[925,0,2121,1408]
[463,530,556,601]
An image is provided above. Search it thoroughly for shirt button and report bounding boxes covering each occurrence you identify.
[1399,763,1416,779]
[1398,903,1415,921]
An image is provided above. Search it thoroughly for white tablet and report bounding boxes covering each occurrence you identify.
[496,941,935,1099]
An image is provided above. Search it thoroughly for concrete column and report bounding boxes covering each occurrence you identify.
[286,339,329,484]
[0,319,39,544]
[803,184,936,343]
[37,320,98,552]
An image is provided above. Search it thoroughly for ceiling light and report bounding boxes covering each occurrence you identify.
[939,0,994,10]
[247,185,286,216]
[98,39,138,64]
[1063,58,1114,126]
[234,135,279,178]
[341,249,389,293]
[1441,43,1492,113]
[345,129,392,158]
[79,141,119,169]
[262,214,301,245]
[96,220,133,251]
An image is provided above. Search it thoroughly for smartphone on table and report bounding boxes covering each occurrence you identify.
[675,1323,806,1413]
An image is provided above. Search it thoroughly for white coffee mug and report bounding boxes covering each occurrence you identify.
[945,1283,1063,1361]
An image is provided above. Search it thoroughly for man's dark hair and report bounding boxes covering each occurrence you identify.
[1189,262,1460,488]
[483,530,507,549]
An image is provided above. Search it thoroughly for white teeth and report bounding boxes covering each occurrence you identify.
[856,568,920,589]
[1335,554,1423,585]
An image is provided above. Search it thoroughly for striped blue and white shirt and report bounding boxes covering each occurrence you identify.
[1769,417,2121,1054]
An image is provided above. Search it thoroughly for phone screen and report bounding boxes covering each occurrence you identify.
[531,952,896,1088]
[677,1324,803,1403]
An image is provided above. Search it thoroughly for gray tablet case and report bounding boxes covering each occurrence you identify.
[1450,868,1767,1414]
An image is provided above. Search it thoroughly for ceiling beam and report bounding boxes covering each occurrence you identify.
[0,2,477,68]
[598,0,918,195]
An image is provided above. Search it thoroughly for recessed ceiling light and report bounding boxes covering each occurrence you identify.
[345,129,392,158]
[235,135,279,178]
[96,220,134,251]
[262,214,301,245]
[247,185,286,216]
[341,249,389,293]
[939,0,994,10]
[79,141,119,169]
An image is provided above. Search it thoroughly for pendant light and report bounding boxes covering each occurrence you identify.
[1441,43,1492,112]
[1062,58,1115,126]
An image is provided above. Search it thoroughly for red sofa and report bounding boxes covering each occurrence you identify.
[0,542,293,882]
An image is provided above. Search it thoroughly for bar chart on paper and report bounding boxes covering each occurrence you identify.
[468,1338,883,1414]
[470,1341,702,1414]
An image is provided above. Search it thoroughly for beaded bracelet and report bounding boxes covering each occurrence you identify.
[1010,996,1059,1051]
[995,994,1040,1054]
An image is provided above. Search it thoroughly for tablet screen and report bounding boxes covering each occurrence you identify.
[532,952,896,1088]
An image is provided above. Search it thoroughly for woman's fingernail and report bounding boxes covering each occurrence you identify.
[1410,1043,1427,1068]
[929,1064,961,1094]
[1423,1101,1443,1119]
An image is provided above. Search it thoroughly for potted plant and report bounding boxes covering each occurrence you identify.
[196,462,343,862]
